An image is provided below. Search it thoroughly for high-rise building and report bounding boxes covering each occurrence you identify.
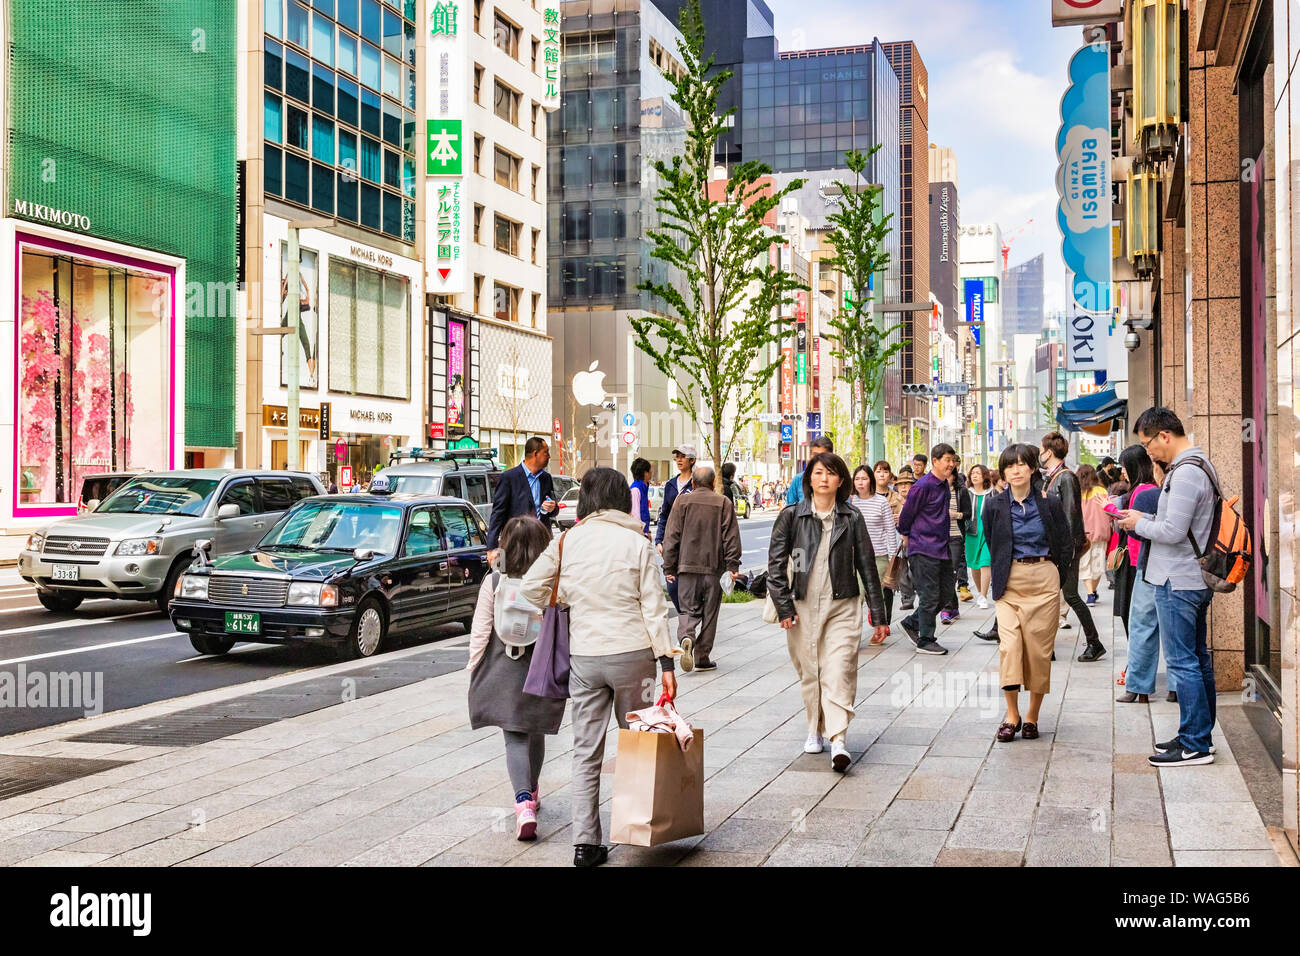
[1001,253,1045,340]
[549,0,692,476]
[880,41,931,443]
[2,0,237,547]
[928,142,958,190]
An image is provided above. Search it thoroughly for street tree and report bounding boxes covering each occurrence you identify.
[631,0,806,463]
[821,147,906,465]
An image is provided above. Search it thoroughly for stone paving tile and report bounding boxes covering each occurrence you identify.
[895,773,974,803]
[61,818,190,855]
[21,849,113,866]
[936,847,1023,866]
[677,850,767,867]
[1164,802,1273,851]
[1110,822,1172,866]
[0,828,83,865]
[95,837,223,867]
[1025,833,1110,866]
[874,799,962,831]
[45,803,172,834]
[764,837,858,867]
[697,818,792,854]
[946,815,1032,852]
[1172,849,1284,866]
[850,827,948,866]
[859,743,928,765]
[960,789,1038,821]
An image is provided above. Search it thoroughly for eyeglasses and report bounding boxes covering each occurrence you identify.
[1140,433,1162,451]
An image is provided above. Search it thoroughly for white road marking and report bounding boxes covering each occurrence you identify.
[0,610,157,638]
[0,632,182,666]
[0,598,119,616]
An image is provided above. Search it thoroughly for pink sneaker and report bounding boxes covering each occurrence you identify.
[530,789,540,813]
[515,801,537,841]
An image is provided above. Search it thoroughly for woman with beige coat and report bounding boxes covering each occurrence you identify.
[767,453,888,771]
[519,467,678,868]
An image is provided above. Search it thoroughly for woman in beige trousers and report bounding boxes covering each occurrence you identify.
[981,444,1071,743]
[767,453,888,771]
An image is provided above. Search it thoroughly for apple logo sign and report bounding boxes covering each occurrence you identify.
[572,360,607,406]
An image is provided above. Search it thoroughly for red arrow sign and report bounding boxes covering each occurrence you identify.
[438,267,451,281]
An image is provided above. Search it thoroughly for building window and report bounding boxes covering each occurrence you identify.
[16,248,172,510]
[494,214,521,256]
[473,64,483,104]
[531,102,540,137]
[493,79,520,125]
[531,37,540,73]
[494,12,520,59]
[473,274,484,314]
[494,146,520,191]
[531,164,540,200]
[531,292,540,328]
[328,259,410,400]
[474,134,484,173]
[474,203,484,243]
[473,0,483,34]
[532,227,540,264]
[494,282,521,322]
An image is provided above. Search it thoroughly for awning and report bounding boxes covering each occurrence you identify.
[1056,389,1127,436]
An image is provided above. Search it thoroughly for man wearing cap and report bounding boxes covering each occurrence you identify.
[656,443,697,612]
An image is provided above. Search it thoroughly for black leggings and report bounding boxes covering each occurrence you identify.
[1061,557,1100,641]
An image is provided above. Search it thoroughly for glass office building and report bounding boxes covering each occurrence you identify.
[263,0,418,242]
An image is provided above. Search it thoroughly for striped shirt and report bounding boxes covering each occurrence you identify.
[852,494,900,558]
[1134,446,1218,591]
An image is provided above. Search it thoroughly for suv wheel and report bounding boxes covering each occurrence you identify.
[190,634,235,656]
[340,598,387,660]
[37,590,83,613]
[157,559,190,615]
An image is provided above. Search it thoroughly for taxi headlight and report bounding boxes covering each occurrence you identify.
[116,537,161,556]
[286,582,339,607]
[180,575,209,601]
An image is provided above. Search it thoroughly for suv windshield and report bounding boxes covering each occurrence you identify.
[262,500,404,554]
[98,476,220,516]
[386,474,439,495]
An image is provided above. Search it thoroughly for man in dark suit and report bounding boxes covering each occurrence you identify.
[486,436,557,563]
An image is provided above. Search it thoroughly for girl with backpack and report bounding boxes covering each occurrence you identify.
[466,516,564,842]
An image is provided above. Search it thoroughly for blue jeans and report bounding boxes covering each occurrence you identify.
[1124,574,1161,695]
[1154,581,1215,753]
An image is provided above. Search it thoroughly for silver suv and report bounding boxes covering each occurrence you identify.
[18,469,325,614]
[379,449,503,521]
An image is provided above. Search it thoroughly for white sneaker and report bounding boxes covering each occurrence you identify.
[804,733,825,754]
[976,595,989,609]
[830,741,851,772]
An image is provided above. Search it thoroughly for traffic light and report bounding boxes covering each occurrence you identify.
[901,383,935,396]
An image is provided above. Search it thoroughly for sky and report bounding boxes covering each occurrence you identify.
[762,0,1085,313]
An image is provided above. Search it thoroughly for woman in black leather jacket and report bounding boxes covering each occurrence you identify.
[767,452,888,771]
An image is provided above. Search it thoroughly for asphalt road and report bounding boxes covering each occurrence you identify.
[0,570,463,738]
[0,511,779,739]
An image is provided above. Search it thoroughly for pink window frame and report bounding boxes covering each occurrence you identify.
[12,231,177,519]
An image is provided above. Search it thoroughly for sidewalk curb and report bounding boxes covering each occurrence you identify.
[0,635,471,757]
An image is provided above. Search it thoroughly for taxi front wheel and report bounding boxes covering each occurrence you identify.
[341,597,387,660]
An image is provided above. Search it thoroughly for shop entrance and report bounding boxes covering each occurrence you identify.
[270,440,312,472]
[325,434,396,489]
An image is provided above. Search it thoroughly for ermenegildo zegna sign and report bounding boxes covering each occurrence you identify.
[11,199,91,231]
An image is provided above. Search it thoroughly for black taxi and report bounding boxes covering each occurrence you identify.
[169,477,490,660]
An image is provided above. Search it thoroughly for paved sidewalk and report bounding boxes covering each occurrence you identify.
[0,589,1295,867]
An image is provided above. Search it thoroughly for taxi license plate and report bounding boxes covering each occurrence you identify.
[225,611,261,635]
[51,565,79,581]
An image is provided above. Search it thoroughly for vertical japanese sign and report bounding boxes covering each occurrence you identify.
[781,347,794,413]
[447,317,468,437]
[963,277,984,347]
[541,7,562,113]
[426,1,468,294]
[811,335,820,411]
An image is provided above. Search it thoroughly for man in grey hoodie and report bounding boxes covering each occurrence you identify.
[1117,407,1220,767]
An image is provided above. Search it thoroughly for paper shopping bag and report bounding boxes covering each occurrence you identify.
[882,553,905,591]
[609,727,705,847]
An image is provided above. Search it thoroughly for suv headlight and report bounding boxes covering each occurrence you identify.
[116,537,161,556]
[286,582,339,607]
[26,532,44,552]
[179,575,209,601]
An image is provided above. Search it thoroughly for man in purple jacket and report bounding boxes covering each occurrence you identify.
[895,443,958,655]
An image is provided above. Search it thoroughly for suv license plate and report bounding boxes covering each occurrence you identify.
[225,611,261,635]
[51,565,79,581]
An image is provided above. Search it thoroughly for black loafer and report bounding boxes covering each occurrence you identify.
[574,844,609,868]
[974,627,999,642]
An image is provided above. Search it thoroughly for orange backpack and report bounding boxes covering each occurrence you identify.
[1168,458,1252,593]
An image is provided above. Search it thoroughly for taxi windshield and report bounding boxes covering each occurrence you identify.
[262,500,403,553]
[97,476,219,516]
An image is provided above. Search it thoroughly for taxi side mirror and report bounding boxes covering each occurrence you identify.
[353,548,376,562]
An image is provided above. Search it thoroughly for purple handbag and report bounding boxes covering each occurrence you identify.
[523,532,571,698]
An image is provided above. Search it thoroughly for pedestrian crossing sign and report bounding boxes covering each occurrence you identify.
[426,120,462,175]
